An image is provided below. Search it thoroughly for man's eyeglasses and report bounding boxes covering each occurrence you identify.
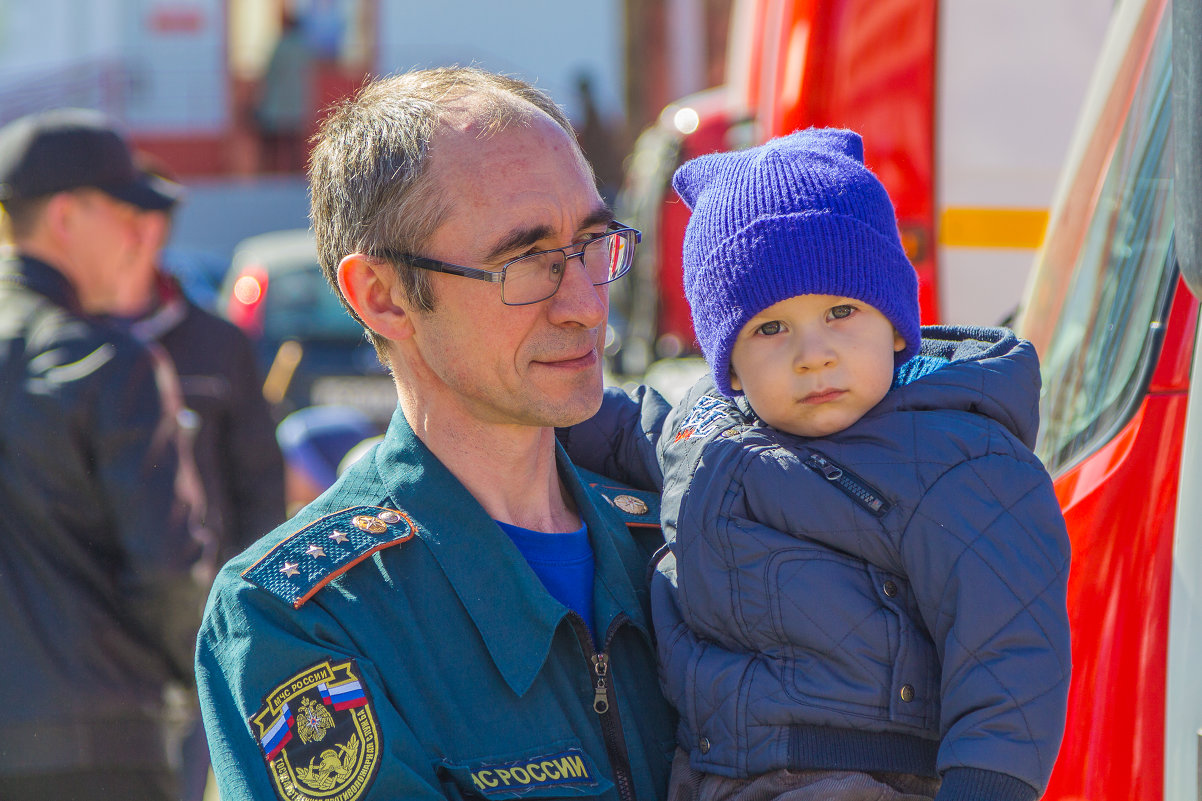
[375,223,640,306]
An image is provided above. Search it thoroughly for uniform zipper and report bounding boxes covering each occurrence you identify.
[572,612,637,801]
[803,453,892,517]
[591,652,611,713]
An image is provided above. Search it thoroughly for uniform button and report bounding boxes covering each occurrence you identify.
[899,684,915,702]
[698,737,711,754]
[883,580,898,597]
[614,494,649,515]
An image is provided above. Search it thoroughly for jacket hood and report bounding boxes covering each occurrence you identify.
[881,325,1042,449]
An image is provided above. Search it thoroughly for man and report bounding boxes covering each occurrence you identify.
[107,166,287,801]
[255,10,313,173]
[114,167,286,574]
[0,108,206,800]
[197,67,676,801]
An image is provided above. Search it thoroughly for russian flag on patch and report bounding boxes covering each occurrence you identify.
[319,679,367,711]
[261,702,294,761]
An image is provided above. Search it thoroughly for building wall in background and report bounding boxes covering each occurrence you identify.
[0,0,227,134]
[376,0,624,130]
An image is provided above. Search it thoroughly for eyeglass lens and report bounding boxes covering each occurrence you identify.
[502,229,634,305]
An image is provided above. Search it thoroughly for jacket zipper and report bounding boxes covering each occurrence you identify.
[803,453,892,517]
[572,612,637,801]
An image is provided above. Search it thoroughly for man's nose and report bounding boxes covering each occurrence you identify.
[548,257,606,327]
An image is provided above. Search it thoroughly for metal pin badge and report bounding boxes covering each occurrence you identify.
[352,515,387,534]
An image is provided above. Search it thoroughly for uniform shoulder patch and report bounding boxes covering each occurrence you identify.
[576,469,660,529]
[243,506,416,608]
[252,657,381,801]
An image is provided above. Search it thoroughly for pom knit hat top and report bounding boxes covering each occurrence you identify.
[672,128,921,396]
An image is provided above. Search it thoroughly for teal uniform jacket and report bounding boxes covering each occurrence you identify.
[196,407,676,801]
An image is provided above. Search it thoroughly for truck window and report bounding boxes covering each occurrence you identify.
[1019,7,1176,476]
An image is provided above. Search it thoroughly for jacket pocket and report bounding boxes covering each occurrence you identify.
[766,547,897,717]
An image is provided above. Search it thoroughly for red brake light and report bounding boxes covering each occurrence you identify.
[227,265,268,336]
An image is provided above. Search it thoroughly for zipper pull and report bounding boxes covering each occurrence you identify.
[808,453,844,480]
[804,452,891,517]
[591,652,610,714]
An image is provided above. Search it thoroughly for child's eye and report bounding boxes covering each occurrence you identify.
[757,320,783,336]
[829,304,856,320]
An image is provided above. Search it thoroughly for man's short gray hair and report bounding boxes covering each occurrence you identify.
[308,66,585,360]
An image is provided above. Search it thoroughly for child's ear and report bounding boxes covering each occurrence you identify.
[893,330,907,353]
[729,366,743,392]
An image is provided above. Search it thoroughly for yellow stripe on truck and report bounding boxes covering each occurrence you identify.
[938,208,1050,249]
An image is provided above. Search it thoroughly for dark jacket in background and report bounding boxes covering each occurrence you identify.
[0,255,205,776]
[123,272,285,569]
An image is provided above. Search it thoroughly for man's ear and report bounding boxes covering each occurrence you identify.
[41,192,76,240]
[336,253,416,342]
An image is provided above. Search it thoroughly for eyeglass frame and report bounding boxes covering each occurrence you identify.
[372,222,641,306]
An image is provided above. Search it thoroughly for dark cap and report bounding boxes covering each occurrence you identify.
[0,108,183,210]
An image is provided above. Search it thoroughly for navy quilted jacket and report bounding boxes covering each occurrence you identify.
[562,325,1071,801]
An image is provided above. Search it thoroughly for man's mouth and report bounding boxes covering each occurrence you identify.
[536,345,597,367]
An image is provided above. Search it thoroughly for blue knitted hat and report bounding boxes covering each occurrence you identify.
[673,128,920,397]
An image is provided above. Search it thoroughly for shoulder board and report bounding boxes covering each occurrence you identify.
[242,506,416,608]
[577,469,660,529]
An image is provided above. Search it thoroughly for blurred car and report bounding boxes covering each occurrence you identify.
[218,228,396,425]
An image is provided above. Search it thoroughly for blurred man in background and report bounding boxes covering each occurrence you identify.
[255,11,314,173]
[109,158,286,577]
[103,157,287,801]
[0,108,205,801]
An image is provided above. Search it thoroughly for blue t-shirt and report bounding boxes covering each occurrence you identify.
[496,520,596,642]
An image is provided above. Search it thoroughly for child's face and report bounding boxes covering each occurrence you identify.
[729,294,906,437]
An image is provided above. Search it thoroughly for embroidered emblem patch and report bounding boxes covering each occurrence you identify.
[252,658,381,801]
[673,394,728,442]
[468,748,599,797]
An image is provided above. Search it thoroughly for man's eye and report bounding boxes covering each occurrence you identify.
[757,320,783,335]
[830,305,855,319]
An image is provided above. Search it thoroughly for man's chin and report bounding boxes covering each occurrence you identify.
[541,379,604,428]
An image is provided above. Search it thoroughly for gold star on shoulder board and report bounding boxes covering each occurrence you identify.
[306,544,326,558]
[280,561,300,577]
[328,530,349,543]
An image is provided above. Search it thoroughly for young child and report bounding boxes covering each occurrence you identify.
[562,128,1071,801]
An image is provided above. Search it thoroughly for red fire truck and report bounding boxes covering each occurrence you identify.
[611,0,1110,377]
[1014,0,1202,795]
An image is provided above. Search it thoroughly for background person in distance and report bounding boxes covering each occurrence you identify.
[0,107,205,801]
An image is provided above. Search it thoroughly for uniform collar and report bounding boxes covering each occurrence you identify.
[373,407,652,697]
[0,254,82,313]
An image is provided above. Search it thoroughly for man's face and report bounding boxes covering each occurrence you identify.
[399,111,612,430]
[63,189,147,313]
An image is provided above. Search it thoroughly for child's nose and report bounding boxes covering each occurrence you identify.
[794,331,836,371]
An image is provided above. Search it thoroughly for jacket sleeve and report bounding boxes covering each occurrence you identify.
[197,581,454,801]
[902,452,1071,801]
[221,330,287,551]
[557,384,671,492]
[91,343,206,683]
